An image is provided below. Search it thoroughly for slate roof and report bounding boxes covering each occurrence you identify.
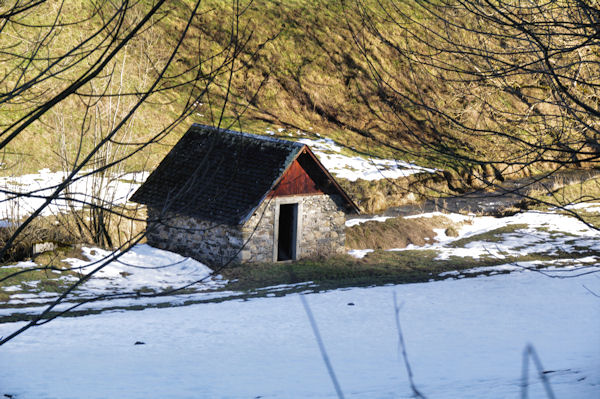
[131,124,358,225]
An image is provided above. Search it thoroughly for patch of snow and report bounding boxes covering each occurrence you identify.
[255,282,316,292]
[63,244,224,296]
[7,292,60,305]
[432,227,451,242]
[298,137,342,152]
[361,210,600,265]
[404,211,474,223]
[440,259,600,280]
[347,249,374,259]
[571,256,598,264]
[445,262,534,276]
[0,260,37,269]
[119,171,149,184]
[563,202,600,213]
[0,169,146,220]
[432,210,600,260]
[297,138,436,181]
[0,289,246,319]
[438,270,460,276]
[0,244,234,314]
[345,215,393,227]
[10,292,58,299]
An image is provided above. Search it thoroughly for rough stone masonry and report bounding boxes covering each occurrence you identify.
[146,193,347,266]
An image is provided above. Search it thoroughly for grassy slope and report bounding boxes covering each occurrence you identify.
[1,0,594,196]
[0,1,508,173]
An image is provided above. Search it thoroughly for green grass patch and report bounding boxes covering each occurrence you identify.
[524,175,600,229]
[527,176,600,224]
[0,265,75,302]
[221,249,528,292]
[222,242,600,294]
[0,245,85,303]
[530,176,600,205]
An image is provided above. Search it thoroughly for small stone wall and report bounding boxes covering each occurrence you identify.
[146,193,347,265]
[240,194,347,262]
[146,208,244,267]
[298,194,347,257]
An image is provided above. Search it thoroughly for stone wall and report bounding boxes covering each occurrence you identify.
[297,194,347,257]
[240,194,347,262]
[146,208,244,267]
[146,193,347,265]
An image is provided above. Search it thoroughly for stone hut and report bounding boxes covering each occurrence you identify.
[131,124,359,266]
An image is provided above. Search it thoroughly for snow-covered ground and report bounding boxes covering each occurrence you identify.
[0,244,226,314]
[65,244,223,296]
[270,128,437,180]
[3,202,600,399]
[1,129,599,398]
[1,268,598,399]
[348,207,600,270]
[0,169,147,219]
[297,137,435,181]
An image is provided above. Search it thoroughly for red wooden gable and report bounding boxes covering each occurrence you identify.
[269,159,323,197]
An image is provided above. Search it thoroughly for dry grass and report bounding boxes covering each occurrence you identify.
[0,204,146,263]
[48,204,147,249]
[525,176,600,228]
[527,177,600,207]
[1,0,594,215]
[338,172,453,213]
[0,0,538,177]
[345,214,461,250]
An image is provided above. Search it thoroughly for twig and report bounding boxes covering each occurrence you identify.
[300,294,345,399]
[582,284,600,298]
[393,292,427,399]
[520,344,556,399]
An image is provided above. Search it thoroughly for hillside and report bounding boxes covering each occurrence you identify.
[1,1,597,190]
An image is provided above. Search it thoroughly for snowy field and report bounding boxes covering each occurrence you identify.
[1,130,599,398]
[0,169,147,220]
[1,268,599,399]
[347,206,600,272]
[0,244,227,317]
[2,206,600,317]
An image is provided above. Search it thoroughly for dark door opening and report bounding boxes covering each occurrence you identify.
[277,203,298,261]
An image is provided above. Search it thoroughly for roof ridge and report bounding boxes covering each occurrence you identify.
[191,123,305,148]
